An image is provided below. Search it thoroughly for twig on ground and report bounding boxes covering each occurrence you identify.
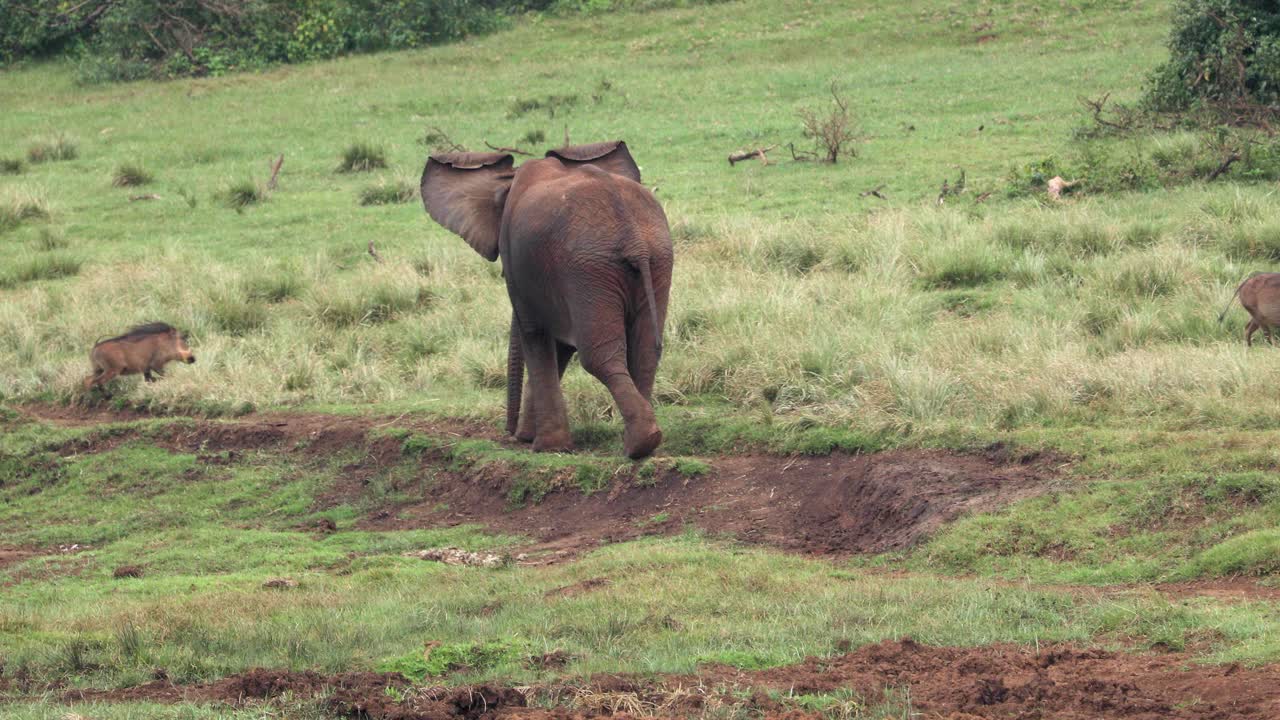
[728,145,778,166]
[859,184,887,199]
[485,141,534,156]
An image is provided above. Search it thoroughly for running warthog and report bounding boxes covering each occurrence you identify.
[1218,272,1280,346]
[84,322,195,393]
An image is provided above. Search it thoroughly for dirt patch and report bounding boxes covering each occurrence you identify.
[379,447,1057,559]
[16,403,1059,561]
[1149,579,1280,603]
[0,546,39,571]
[58,640,1280,719]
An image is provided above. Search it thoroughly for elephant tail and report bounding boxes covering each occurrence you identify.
[506,314,523,436]
[1219,272,1261,323]
[639,257,663,359]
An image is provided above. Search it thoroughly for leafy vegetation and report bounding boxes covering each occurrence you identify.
[1144,0,1280,114]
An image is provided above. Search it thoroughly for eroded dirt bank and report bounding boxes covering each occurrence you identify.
[18,404,1057,558]
[60,639,1280,719]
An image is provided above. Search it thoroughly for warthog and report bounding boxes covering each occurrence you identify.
[84,322,195,393]
[1218,272,1280,346]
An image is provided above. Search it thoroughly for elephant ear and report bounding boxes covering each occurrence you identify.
[546,141,641,183]
[420,152,515,261]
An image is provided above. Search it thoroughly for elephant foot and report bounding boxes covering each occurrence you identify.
[624,423,662,460]
[533,430,574,454]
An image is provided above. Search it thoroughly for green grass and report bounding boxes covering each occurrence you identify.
[1,1,1279,712]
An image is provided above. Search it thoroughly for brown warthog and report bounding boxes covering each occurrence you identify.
[84,322,195,393]
[1218,272,1280,346]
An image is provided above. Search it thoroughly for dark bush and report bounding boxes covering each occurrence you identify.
[1,1,560,77]
[1145,0,1280,113]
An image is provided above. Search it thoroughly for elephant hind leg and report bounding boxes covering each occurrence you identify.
[515,342,574,443]
[627,313,661,403]
[579,339,660,460]
[521,331,574,453]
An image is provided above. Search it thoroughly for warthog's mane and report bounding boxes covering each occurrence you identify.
[95,322,181,346]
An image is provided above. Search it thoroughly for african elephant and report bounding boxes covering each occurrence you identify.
[420,141,673,459]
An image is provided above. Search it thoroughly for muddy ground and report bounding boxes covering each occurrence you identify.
[60,638,1280,719]
[18,404,1059,559]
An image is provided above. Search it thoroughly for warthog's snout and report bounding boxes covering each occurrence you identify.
[187,356,197,364]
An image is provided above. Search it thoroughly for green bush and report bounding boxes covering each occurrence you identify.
[2,1,541,77]
[1144,0,1280,112]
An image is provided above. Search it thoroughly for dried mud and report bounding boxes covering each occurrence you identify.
[61,639,1280,719]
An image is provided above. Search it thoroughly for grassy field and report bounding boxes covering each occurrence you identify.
[3,0,1280,717]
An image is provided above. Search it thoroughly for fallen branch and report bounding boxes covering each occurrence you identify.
[1206,152,1242,182]
[267,154,284,190]
[423,126,465,153]
[859,184,887,199]
[368,241,383,263]
[485,141,534,156]
[787,142,817,162]
[728,144,778,166]
[128,194,161,202]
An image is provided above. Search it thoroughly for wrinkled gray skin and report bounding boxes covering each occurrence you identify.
[421,141,673,459]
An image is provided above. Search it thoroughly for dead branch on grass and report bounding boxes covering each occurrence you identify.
[727,144,778,166]
[859,184,887,199]
[484,141,534,156]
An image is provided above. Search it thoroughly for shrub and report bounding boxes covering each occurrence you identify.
[796,82,858,163]
[1144,0,1280,113]
[0,157,23,174]
[112,163,152,187]
[26,133,77,163]
[336,143,387,173]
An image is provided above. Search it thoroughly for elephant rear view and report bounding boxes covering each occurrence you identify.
[421,141,673,459]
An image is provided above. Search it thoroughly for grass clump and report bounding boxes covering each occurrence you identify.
[207,291,269,335]
[111,163,153,187]
[219,180,266,209]
[0,253,82,288]
[306,268,428,327]
[0,188,50,232]
[0,157,24,174]
[1190,530,1280,578]
[242,270,306,303]
[26,133,78,163]
[336,143,387,173]
[359,179,417,206]
[378,640,526,681]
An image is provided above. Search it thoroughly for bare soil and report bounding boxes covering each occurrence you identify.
[18,403,1059,559]
[61,639,1280,719]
